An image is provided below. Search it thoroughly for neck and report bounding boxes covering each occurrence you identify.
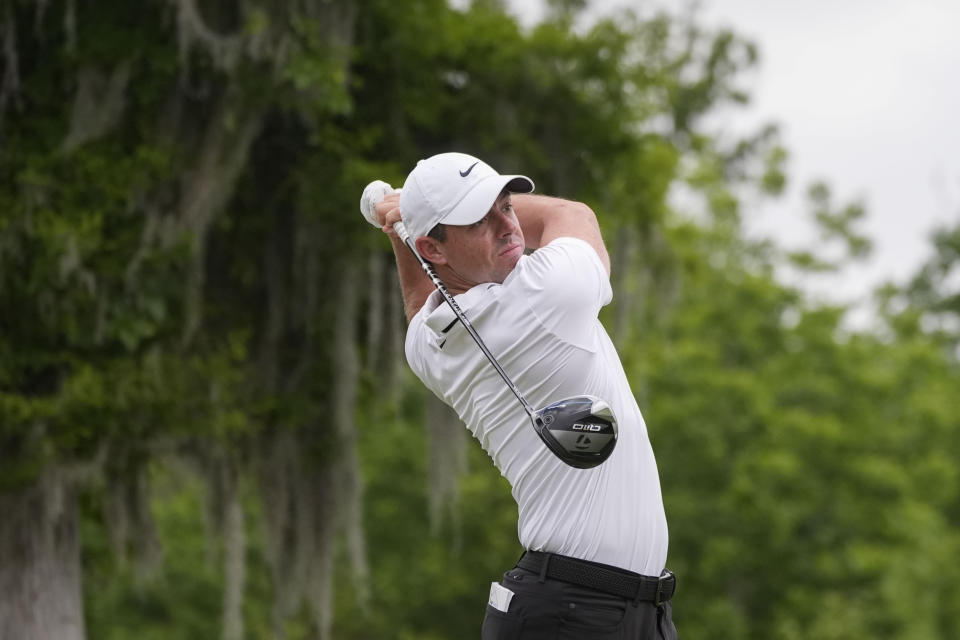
[433,263,478,297]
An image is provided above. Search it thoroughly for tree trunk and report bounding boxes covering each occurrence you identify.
[220,473,245,640]
[0,471,85,640]
[426,395,466,549]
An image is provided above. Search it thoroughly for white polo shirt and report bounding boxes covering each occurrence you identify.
[405,237,668,576]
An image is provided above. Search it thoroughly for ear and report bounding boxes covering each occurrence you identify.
[415,236,448,264]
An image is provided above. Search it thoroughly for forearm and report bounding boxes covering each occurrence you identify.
[512,194,611,273]
[389,234,434,323]
[511,193,557,249]
[371,191,434,322]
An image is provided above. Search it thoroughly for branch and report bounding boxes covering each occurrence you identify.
[0,0,22,125]
[59,62,132,153]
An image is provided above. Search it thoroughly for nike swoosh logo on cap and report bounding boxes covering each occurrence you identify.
[459,162,479,177]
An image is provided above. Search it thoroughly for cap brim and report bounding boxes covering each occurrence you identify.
[442,175,535,226]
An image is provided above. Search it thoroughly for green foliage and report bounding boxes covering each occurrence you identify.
[331,389,520,640]
[3,0,959,639]
[83,467,223,640]
[808,181,873,260]
[630,212,960,638]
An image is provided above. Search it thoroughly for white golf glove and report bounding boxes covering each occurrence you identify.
[359,180,400,228]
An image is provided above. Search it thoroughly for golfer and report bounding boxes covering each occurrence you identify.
[369,152,677,639]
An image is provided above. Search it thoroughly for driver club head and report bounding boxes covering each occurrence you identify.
[532,395,618,469]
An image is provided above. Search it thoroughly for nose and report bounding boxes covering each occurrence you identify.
[491,208,519,236]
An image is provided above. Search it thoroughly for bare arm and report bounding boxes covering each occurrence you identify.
[511,194,611,274]
[375,192,434,322]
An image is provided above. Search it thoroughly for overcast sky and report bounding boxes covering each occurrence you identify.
[509,0,960,316]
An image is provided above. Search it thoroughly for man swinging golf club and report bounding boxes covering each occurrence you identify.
[361,152,677,639]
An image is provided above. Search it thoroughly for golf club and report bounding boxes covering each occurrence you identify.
[361,182,618,469]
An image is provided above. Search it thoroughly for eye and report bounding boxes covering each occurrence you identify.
[470,214,489,228]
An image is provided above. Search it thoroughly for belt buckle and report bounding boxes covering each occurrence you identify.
[655,570,675,607]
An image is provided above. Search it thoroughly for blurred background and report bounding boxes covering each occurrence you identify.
[1,1,958,639]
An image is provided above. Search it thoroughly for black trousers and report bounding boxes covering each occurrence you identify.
[481,565,678,640]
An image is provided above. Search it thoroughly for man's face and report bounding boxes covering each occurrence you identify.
[433,193,525,288]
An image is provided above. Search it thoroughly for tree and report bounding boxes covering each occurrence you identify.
[1,1,365,637]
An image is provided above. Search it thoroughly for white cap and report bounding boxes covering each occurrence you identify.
[398,152,534,241]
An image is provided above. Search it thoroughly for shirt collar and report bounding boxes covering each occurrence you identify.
[420,254,528,335]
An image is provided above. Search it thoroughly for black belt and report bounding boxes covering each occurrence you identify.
[516,551,676,606]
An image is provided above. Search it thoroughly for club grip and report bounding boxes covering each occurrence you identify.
[393,220,411,243]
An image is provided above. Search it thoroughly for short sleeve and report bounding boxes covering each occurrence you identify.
[511,237,612,347]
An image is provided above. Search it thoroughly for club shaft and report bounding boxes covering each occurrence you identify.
[394,222,536,418]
